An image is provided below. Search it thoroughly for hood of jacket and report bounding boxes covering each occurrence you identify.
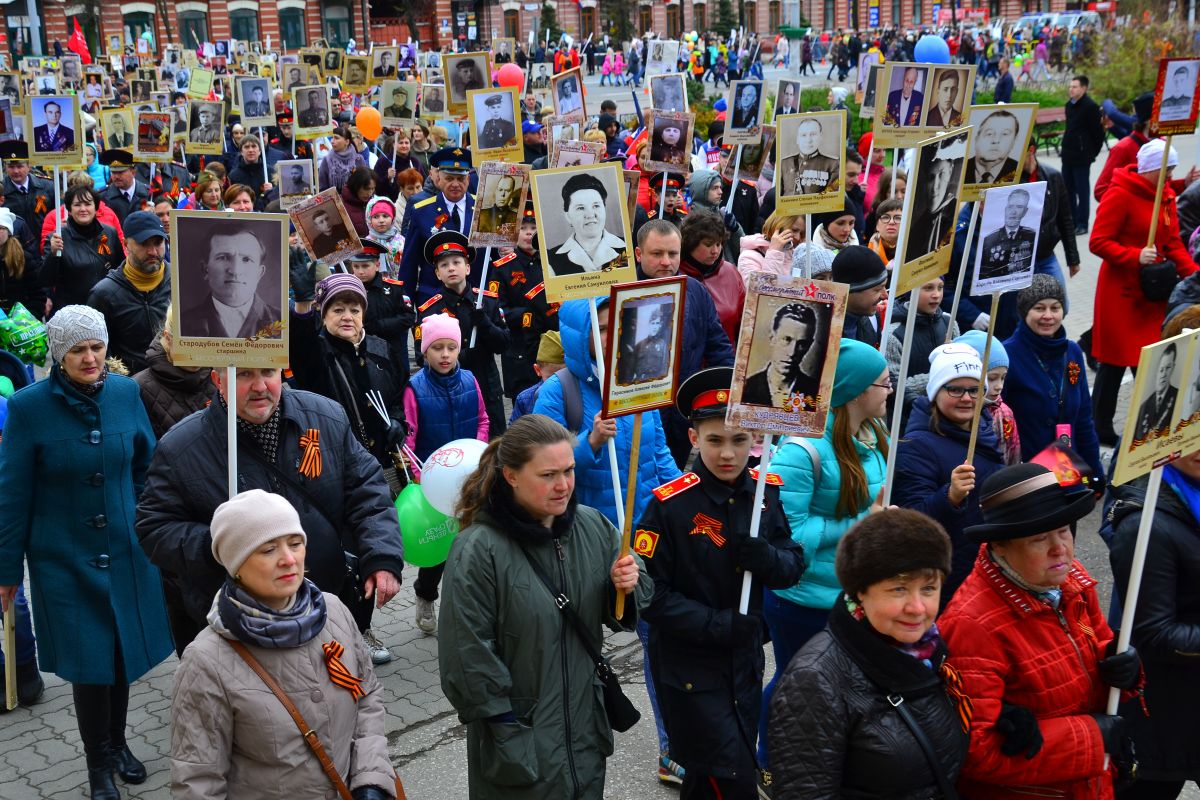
[688,169,721,203]
[1112,163,1177,205]
[559,298,603,380]
[740,232,771,253]
[1110,468,1194,531]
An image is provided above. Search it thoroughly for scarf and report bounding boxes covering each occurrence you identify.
[324,145,361,190]
[218,390,283,462]
[123,261,165,292]
[989,547,1062,609]
[213,576,327,648]
[844,594,942,667]
[682,249,723,279]
[818,224,851,251]
[1163,464,1200,526]
[62,364,109,397]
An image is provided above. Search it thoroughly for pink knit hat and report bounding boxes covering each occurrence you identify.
[420,313,461,354]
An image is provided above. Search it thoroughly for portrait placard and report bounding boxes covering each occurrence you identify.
[342,56,371,94]
[380,80,419,127]
[288,188,362,265]
[721,124,775,182]
[552,139,605,169]
[106,33,125,56]
[551,67,586,120]
[1114,329,1200,485]
[281,63,308,93]
[445,52,491,118]
[169,210,290,367]
[775,111,846,216]
[467,86,522,164]
[277,159,316,209]
[643,110,695,174]
[186,67,214,100]
[236,76,274,128]
[546,114,582,153]
[896,127,972,295]
[857,51,882,93]
[59,55,82,85]
[725,80,766,145]
[134,111,173,160]
[971,181,1046,295]
[1173,331,1200,457]
[370,47,399,83]
[469,161,531,247]
[421,67,444,87]
[960,102,1037,202]
[100,107,135,149]
[650,73,688,113]
[531,163,637,302]
[292,85,332,139]
[859,63,884,119]
[602,276,688,417]
[623,169,642,226]
[0,72,24,113]
[0,99,16,142]
[493,39,517,67]
[874,62,976,148]
[320,49,343,78]
[186,100,225,154]
[727,272,848,437]
[420,84,446,120]
[528,62,553,90]
[29,95,82,167]
[646,40,680,75]
[774,79,802,119]
[1150,57,1200,137]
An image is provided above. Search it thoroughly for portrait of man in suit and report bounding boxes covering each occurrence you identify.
[373,49,396,78]
[180,225,280,339]
[966,110,1021,185]
[925,68,965,129]
[885,66,926,127]
[476,93,516,149]
[776,81,800,116]
[731,83,760,130]
[1134,343,1180,442]
[105,113,133,148]
[978,188,1037,281]
[33,99,75,153]
[742,302,821,408]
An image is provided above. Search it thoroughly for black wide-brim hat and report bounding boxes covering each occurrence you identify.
[965,463,1095,544]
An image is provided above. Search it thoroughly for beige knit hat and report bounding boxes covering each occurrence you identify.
[210,489,307,575]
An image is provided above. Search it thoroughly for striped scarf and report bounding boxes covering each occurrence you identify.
[214,576,327,649]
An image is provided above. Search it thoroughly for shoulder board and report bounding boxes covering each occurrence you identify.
[652,472,701,501]
[524,282,545,300]
[382,277,405,286]
[748,468,784,486]
[414,196,437,209]
[418,294,442,312]
[493,252,517,267]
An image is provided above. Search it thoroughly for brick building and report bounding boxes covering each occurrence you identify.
[804,0,1083,31]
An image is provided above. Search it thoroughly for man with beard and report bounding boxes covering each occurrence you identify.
[742,302,822,408]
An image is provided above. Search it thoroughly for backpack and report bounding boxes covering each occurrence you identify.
[557,369,584,434]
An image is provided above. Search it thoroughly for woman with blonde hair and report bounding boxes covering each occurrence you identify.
[737,212,803,286]
[439,413,651,799]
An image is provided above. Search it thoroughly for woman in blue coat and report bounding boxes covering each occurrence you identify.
[892,342,1006,604]
[0,306,172,800]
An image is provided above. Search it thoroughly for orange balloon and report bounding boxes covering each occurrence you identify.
[356,106,382,140]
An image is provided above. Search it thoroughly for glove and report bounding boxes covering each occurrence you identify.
[995,703,1043,759]
[350,787,391,800]
[972,312,990,331]
[289,251,316,302]
[1090,713,1127,756]
[731,611,763,645]
[1098,642,1141,690]
[386,419,407,447]
[470,305,493,333]
[722,210,739,232]
[737,536,774,575]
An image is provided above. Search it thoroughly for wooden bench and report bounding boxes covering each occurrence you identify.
[1034,106,1067,156]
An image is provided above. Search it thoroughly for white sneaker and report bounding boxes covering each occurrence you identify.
[362,629,392,665]
[415,597,437,634]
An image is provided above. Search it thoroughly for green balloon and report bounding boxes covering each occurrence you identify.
[395,483,459,567]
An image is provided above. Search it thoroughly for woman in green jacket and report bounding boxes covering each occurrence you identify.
[439,414,652,799]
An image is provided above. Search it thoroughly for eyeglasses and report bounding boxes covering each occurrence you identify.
[879,214,902,224]
[942,385,982,398]
[871,381,894,391]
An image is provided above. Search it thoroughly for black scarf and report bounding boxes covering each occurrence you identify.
[827,596,947,698]
[218,390,284,462]
[485,480,578,546]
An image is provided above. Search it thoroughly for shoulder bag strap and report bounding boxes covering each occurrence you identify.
[517,544,611,677]
[781,436,822,486]
[887,693,960,800]
[227,639,354,800]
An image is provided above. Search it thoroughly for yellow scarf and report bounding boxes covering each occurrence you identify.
[124,261,164,292]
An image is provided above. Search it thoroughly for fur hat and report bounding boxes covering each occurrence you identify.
[420,312,461,354]
[47,305,108,364]
[835,509,952,598]
[1016,274,1067,321]
[210,489,307,576]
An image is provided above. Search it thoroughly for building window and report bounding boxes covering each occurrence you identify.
[768,0,780,29]
[322,0,352,48]
[666,5,680,38]
[639,6,652,34]
[279,8,306,49]
[744,1,756,27]
[913,0,922,25]
[178,11,208,46]
[123,12,153,44]
[823,0,834,27]
[230,10,259,42]
[694,4,705,31]
[581,7,595,36]
[891,0,901,24]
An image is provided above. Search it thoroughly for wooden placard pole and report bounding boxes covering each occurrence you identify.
[1146,134,1174,248]
[259,126,270,186]
[226,364,238,500]
[589,298,626,532]
[614,411,643,619]
[945,200,983,343]
[723,144,744,216]
[738,433,776,614]
[4,595,15,710]
[881,300,919,506]
[467,245,494,348]
[965,292,1001,463]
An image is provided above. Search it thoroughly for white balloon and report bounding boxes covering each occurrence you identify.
[419,438,490,516]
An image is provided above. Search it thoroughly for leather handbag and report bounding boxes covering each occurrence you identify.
[1140,259,1179,302]
[228,639,407,800]
[518,547,641,732]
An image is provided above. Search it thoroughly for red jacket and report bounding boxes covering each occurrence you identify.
[679,257,745,347]
[941,548,1117,800]
[1089,165,1197,366]
[1094,132,1186,202]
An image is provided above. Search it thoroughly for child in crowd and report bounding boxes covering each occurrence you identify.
[886,275,959,419]
[403,310,488,635]
[509,331,566,424]
[956,330,1021,465]
[365,196,404,264]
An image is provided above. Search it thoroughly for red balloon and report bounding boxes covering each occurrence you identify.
[496,63,526,90]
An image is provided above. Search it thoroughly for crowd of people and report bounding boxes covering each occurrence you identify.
[0,19,1197,800]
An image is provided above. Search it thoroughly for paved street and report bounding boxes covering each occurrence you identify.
[3,62,1197,799]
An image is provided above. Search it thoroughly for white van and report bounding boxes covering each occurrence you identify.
[1054,11,1102,30]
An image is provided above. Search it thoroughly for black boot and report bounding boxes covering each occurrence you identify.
[111,744,147,784]
[86,754,120,800]
[16,660,44,706]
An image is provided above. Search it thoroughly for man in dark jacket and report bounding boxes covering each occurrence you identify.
[1,140,55,236]
[86,211,170,375]
[640,367,804,799]
[99,150,151,225]
[135,372,405,653]
[1061,75,1105,235]
[833,245,889,348]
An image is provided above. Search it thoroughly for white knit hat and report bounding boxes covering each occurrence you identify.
[926,342,984,401]
[210,490,307,576]
[1137,138,1179,174]
[47,305,108,364]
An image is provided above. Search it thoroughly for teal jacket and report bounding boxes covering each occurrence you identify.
[770,414,888,609]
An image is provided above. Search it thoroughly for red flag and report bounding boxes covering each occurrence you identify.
[67,20,92,65]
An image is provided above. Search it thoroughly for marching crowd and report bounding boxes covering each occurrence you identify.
[0,22,1198,800]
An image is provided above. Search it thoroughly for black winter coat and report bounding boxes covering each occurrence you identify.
[100,181,151,225]
[0,238,44,314]
[361,272,416,377]
[1031,162,1080,266]
[87,266,171,374]
[1061,94,1105,167]
[769,600,970,799]
[494,246,558,400]
[3,175,55,234]
[1110,473,1200,782]
[136,388,405,625]
[132,339,214,439]
[40,219,123,309]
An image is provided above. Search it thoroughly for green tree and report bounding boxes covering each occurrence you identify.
[715,0,738,33]
[605,0,635,44]
[539,2,563,44]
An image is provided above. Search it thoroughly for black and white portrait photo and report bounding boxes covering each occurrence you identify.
[381,80,418,125]
[103,109,134,148]
[36,74,58,95]
[903,131,969,266]
[727,81,765,141]
[1177,337,1200,428]
[238,77,274,127]
[971,181,1046,295]
[372,47,399,79]
[776,112,845,215]
[1157,59,1199,123]
[60,55,82,83]
[342,56,371,91]
[0,72,22,110]
[963,105,1035,187]
[421,84,446,118]
[552,68,585,118]
[278,159,315,208]
[282,64,306,92]
[922,67,968,129]
[187,101,225,153]
[601,276,688,416]
[469,162,530,246]
[616,298,675,385]
[775,79,801,117]
[446,53,489,110]
[644,110,695,173]
[322,49,343,76]
[471,90,518,151]
[721,125,775,182]
[741,300,830,410]
[293,86,331,136]
[650,74,687,113]
[646,40,679,75]
[494,39,515,65]
[1132,341,1183,443]
[289,189,362,264]
[529,62,553,90]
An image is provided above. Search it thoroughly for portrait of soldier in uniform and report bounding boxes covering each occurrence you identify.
[298,88,330,128]
[475,92,516,149]
[477,174,522,236]
[777,116,841,198]
[1159,61,1198,123]
[1134,343,1180,442]
[617,301,674,384]
[383,84,413,120]
[742,302,822,408]
[450,57,486,101]
[649,115,690,168]
[978,188,1037,281]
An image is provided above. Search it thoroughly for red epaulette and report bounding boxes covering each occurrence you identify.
[383,277,404,286]
[748,468,784,486]
[652,472,701,501]
[418,294,442,312]
[492,252,517,267]
[524,281,545,300]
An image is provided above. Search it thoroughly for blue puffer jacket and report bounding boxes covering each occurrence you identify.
[771,414,887,610]
[409,365,480,461]
[534,299,681,526]
[892,395,1006,602]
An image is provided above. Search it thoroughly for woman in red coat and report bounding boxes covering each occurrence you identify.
[1089,139,1197,445]
[940,464,1142,800]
